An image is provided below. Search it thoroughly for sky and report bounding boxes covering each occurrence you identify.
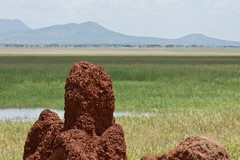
[0,0,240,41]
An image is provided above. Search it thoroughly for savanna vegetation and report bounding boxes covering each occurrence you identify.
[0,48,240,159]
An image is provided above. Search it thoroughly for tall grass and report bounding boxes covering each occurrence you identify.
[0,107,239,159]
[0,121,32,160]
[119,107,240,159]
[0,54,240,159]
[1,56,240,111]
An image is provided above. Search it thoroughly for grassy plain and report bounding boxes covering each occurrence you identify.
[1,108,240,159]
[0,48,240,159]
[1,50,240,110]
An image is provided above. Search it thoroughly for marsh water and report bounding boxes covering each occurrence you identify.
[0,108,149,121]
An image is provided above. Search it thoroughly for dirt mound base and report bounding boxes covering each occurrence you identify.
[24,61,230,160]
[24,61,127,160]
[49,124,127,160]
[23,109,64,160]
[141,136,230,160]
[49,129,97,160]
[141,154,160,160]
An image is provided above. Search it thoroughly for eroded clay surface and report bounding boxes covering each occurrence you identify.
[141,136,230,160]
[23,109,64,160]
[24,61,127,160]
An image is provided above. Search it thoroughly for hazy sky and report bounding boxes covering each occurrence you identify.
[0,0,239,41]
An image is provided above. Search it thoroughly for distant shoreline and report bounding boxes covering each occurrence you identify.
[0,47,240,57]
[1,43,240,49]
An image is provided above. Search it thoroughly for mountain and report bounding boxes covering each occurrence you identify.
[0,19,240,46]
[0,21,169,44]
[0,19,31,33]
[174,34,240,46]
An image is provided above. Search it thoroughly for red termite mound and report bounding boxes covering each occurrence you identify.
[141,136,230,160]
[24,61,127,160]
[141,154,160,160]
[23,109,64,160]
[23,61,230,160]
[64,61,115,136]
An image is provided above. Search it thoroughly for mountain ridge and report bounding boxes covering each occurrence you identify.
[0,19,240,46]
[0,19,31,33]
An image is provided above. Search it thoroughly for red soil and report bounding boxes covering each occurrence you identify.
[24,61,230,160]
[23,109,64,160]
[64,61,115,136]
[141,154,160,160]
[24,61,127,160]
[141,136,230,160]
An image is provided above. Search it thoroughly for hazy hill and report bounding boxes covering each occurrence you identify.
[0,19,31,33]
[174,34,240,46]
[0,19,240,46]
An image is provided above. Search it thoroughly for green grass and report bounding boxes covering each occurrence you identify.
[1,107,240,159]
[0,52,240,159]
[0,121,32,160]
[120,107,240,159]
[1,56,240,111]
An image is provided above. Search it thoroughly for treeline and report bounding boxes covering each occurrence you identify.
[0,44,239,48]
